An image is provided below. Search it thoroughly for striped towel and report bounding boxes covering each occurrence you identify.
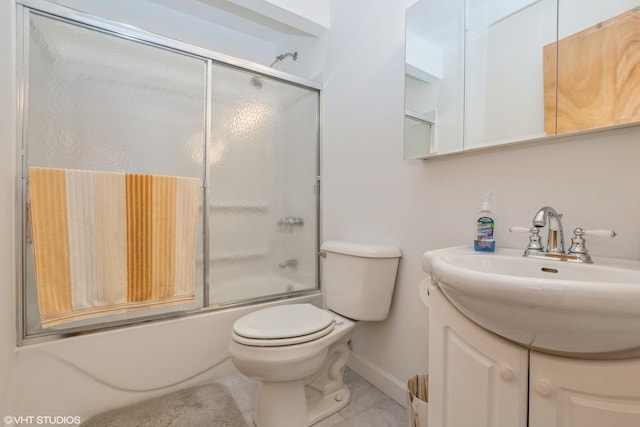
[29,167,200,328]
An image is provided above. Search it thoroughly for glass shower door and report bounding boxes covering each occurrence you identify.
[208,64,320,304]
[18,4,322,340]
[21,10,207,336]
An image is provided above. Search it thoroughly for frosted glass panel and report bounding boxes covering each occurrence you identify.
[209,64,319,304]
[23,12,206,336]
[19,7,320,339]
[26,13,206,177]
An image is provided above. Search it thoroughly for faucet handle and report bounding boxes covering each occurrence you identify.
[568,228,617,258]
[579,229,617,238]
[568,228,588,255]
[510,226,544,253]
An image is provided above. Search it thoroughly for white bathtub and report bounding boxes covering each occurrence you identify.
[12,292,322,424]
[210,273,315,304]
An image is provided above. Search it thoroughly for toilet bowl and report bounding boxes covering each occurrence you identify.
[228,241,401,427]
[229,304,356,427]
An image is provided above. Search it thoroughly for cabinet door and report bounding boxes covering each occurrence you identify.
[530,351,640,427]
[428,283,528,427]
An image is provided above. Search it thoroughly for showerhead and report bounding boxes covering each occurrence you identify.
[269,51,298,68]
[249,51,298,89]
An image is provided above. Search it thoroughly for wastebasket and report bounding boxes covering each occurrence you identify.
[407,374,428,427]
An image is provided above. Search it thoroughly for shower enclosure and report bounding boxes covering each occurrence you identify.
[208,63,319,305]
[17,1,321,341]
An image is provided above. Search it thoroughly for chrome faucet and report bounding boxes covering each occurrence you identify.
[532,206,565,254]
[510,206,617,263]
[278,258,298,270]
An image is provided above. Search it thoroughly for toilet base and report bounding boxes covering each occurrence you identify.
[253,380,308,427]
[307,384,351,425]
[252,339,352,427]
[253,381,350,427]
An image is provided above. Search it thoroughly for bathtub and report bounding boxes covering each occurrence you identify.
[11,291,322,424]
[210,272,316,304]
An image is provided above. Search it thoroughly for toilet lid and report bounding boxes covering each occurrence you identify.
[233,304,334,341]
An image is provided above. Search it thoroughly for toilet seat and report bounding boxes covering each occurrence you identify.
[232,304,336,347]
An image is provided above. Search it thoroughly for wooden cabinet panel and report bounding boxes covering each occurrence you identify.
[530,351,640,427]
[428,283,528,427]
[544,8,640,134]
[427,278,640,427]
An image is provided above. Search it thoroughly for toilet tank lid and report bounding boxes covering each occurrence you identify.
[321,241,402,258]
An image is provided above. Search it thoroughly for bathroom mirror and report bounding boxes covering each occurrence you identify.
[463,0,557,150]
[405,0,640,158]
[404,0,465,157]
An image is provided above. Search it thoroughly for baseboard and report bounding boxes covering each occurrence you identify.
[347,352,408,408]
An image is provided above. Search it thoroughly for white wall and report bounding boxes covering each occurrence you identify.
[48,0,328,82]
[227,0,330,32]
[0,0,17,418]
[323,0,429,404]
[50,0,277,65]
[263,0,330,29]
[324,0,640,406]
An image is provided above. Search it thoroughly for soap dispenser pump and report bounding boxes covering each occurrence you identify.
[474,193,496,252]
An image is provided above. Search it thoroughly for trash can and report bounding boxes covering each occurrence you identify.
[407,374,428,427]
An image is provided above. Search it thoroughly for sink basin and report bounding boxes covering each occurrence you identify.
[422,246,640,357]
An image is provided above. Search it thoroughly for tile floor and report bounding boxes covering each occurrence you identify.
[219,367,409,427]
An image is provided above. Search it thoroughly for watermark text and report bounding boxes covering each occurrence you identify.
[4,415,81,425]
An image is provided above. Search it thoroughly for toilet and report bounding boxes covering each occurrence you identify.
[228,241,402,427]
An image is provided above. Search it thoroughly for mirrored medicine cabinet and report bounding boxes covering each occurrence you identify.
[405,0,640,159]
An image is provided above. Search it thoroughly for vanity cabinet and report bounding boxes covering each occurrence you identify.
[428,283,529,427]
[428,281,640,427]
[529,352,640,427]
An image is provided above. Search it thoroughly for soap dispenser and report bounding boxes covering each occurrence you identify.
[474,193,496,252]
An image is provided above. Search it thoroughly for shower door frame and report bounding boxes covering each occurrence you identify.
[15,0,323,345]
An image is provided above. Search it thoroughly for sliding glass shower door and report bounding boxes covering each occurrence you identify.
[21,10,207,337]
[18,4,320,340]
[208,64,320,304]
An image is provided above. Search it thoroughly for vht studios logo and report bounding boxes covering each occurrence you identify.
[4,415,82,425]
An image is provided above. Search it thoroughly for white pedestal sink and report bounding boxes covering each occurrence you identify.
[422,246,640,357]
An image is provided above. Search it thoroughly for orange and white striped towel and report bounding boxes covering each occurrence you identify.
[29,167,200,328]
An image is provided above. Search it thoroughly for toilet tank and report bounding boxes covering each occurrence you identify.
[320,241,402,321]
